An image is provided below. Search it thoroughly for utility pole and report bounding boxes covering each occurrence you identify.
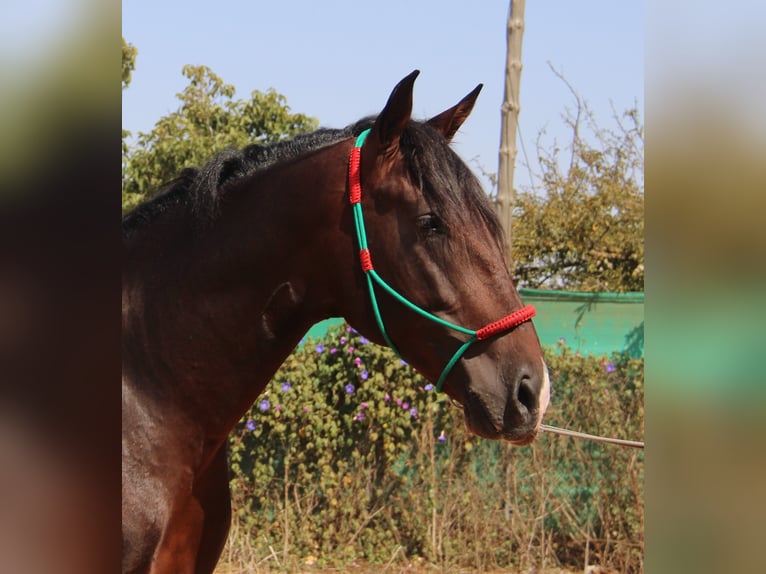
[497,0,525,267]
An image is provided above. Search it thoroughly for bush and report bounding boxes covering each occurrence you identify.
[225,326,643,573]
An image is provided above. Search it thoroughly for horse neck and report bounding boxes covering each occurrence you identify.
[123,140,354,436]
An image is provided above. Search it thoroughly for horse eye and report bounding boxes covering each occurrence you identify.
[416,213,444,235]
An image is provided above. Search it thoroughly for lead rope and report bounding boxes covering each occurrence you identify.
[445,400,644,449]
[444,399,644,449]
[540,424,644,449]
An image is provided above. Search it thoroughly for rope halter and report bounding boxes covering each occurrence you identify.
[348,129,536,392]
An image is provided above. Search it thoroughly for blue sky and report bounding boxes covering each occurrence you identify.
[122,0,643,193]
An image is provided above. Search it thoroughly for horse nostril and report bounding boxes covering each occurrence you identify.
[516,376,538,414]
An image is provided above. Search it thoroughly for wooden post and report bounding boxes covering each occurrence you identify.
[497,0,526,267]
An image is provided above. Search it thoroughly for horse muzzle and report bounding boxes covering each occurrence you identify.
[463,357,551,444]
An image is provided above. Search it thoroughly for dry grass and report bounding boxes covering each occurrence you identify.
[214,562,584,574]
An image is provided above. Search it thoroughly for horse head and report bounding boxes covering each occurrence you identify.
[345,71,550,445]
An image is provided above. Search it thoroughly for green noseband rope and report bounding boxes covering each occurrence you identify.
[347,128,536,393]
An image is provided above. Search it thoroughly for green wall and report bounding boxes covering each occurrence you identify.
[518,289,643,357]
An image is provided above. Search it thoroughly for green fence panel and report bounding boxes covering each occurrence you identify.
[519,289,644,357]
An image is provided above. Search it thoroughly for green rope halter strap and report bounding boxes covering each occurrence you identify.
[348,129,536,392]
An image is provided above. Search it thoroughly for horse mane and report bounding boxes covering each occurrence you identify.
[122,120,372,237]
[122,118,503,250]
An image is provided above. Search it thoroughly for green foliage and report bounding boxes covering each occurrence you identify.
[225,327,644,573]
[512,100,644,292]
[121,38,138,169]
[121,37,137,90]
[228,326,442,565]
[122,64,318,213]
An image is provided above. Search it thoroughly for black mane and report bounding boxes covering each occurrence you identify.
[122,119,372,237]
[122,118,503,249]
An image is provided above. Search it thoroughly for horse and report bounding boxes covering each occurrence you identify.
[122,70,550,574]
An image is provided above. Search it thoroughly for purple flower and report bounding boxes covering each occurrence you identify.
[402,402,409,410]
[359,336,369,345]
[275,404,281,411]
[346,326,352,333]
[396,398,402,406]
[354,357,362,367]
[340,336,347,345]
[400,359,408,366]
[345,383,355,395]
[259,399,270,411]
[315,343,325,354]
[330,347,338,354]
[353,412,365,421]
[424,383,434,392]
[409,407,418,419]
[347,346,355,354]
[246,419,256,431]
[384,393,391,402]
[281,381,292,392]
[437,430,446,443]
[360,370,369,381]
[303,406,310,413]
[360,402,368,410]
[605,362,616,373]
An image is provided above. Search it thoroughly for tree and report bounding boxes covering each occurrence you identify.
[122,37,137,90]
[511,77,644,292]
[122,38,138,165]
[122,65,318,212]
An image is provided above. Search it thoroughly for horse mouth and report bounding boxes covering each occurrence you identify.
[462,394,541,445]
[494,422,540,445]
[465,415,540,445]
[504,429,539,446]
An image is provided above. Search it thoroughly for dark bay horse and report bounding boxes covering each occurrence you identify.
[122,70,550,574]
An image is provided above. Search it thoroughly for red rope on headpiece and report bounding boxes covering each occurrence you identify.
[359,248,374,272]
[348,146,362,204]
[475,305,536,341]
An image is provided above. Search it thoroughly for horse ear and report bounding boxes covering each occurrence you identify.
[427,84,483,142]
[365,70,419,160]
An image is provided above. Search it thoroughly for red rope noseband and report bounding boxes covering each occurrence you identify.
[475,305,536,341]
